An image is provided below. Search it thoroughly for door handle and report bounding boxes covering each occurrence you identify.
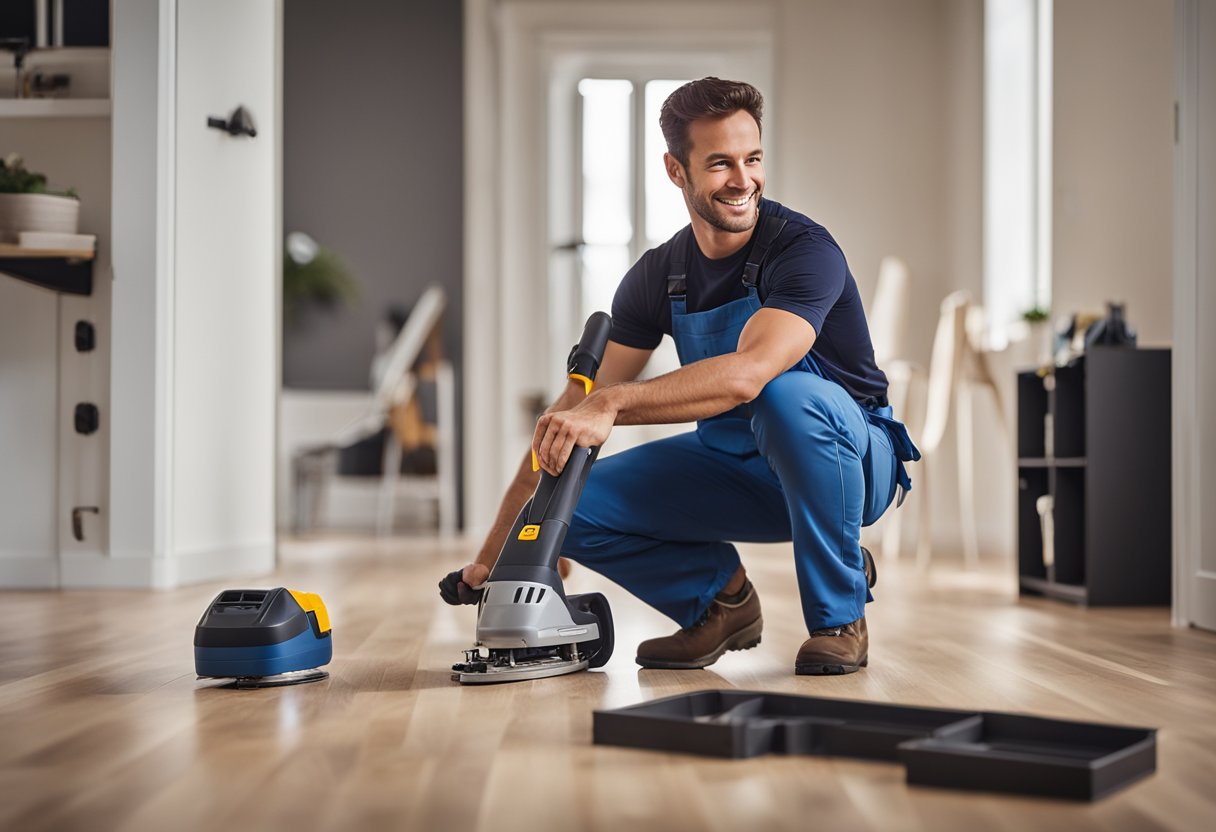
[71,506,99,542]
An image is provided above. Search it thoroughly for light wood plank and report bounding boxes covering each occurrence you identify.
[0,243,95,260]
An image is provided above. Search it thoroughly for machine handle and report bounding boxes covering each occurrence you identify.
[531,311,613,470]
[566,311,612,393]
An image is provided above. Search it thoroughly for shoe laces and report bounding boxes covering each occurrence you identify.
[810,626,844,638]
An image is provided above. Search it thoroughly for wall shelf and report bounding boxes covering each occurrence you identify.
[0,244,95,295]
[0,99,112,118]
[1018,457,1087,468]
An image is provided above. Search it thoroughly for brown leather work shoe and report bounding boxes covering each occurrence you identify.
[636,581,763,669]
[795,617,868,675]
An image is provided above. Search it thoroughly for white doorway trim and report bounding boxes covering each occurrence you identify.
[1172,0,1215,631]
[463,0,776,537]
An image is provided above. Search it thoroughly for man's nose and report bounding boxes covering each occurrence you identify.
[726,162,749,188]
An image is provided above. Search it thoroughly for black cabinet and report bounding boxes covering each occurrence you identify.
[1016,348,1171,605]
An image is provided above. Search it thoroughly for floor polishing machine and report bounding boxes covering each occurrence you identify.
[452,312,615,684]
[194,587,333,688]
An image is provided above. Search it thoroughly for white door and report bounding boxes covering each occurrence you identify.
[1174,0,1216,631]
[171,0,278,573]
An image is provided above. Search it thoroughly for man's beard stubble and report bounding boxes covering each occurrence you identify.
[684,178,761,235]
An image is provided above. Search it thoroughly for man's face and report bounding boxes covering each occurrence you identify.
[667,109,765,235]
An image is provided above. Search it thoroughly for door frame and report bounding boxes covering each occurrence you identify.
[1172,0,1214,630]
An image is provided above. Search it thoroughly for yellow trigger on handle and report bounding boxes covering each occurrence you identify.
[569,373,594,396]
[531,449,539,472]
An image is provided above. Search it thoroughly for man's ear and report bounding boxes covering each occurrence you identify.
[664,152,686,188]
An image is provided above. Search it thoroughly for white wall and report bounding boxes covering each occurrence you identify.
[774,0,981,363]
[1053,0,1175,345]
[0,279,59,584]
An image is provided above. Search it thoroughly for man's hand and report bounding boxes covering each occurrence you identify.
[532,391,617,476]
[438,562,490,605]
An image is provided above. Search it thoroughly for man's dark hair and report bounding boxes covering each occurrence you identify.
[659,77,764,167]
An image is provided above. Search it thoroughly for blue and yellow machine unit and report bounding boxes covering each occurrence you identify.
[194,587,333,688]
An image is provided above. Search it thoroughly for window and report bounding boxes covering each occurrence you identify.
[577,77,691,322]
[984,0,1053,345]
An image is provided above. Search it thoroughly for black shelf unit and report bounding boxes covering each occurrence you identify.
[1016,348,1171,605]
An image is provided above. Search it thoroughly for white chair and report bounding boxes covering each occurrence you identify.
[863,257,922,557]
[292,285,456,536]
[869,256,911,368]
[881,291,1005,568]
[868,255,922,438]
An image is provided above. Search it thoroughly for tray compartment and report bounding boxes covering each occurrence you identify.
[592,690,978,760]
[899,712,1156,800]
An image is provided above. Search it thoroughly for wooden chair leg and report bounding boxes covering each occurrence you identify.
[881,502,905,562]
[377,436,403,537]
[958,383,980,568]
[435,361,458,537]
[915,456,932,570]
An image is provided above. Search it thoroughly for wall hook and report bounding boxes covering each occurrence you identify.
[207,105,257,138]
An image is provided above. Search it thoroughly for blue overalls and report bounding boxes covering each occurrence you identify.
[563,217,920,634]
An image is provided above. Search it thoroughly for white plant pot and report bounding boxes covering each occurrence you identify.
[0,193,81,244]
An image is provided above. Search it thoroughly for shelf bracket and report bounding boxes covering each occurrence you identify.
[0,255,93,295]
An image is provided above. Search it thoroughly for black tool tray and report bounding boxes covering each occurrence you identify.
[593,690,1155,801]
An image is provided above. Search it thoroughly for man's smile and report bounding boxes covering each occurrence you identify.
[715,192,755,207]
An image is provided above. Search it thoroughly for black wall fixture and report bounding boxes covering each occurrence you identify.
[75,320,95,352]
[74,403,99,435]
[207,105,257,138]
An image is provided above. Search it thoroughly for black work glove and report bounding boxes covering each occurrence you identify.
[439,569,485,605]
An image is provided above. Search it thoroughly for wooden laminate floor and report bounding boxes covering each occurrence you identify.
[2,536,1214,832]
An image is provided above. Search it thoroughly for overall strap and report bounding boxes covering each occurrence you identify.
[666,227,692,298]
[741,215,787,288]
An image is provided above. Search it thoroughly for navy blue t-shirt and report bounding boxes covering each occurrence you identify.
[610,198,888,404]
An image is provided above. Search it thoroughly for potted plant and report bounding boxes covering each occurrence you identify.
[283,231,359,324]
[1022,305,1054,366]
[0,153,81,244]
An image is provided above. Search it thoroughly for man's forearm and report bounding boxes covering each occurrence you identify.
[598,351,762,426]
[474,450,539,569]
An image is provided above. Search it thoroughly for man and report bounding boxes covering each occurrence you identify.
[442,77,918,675]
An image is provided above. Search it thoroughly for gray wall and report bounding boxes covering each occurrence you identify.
[283,0,463,389]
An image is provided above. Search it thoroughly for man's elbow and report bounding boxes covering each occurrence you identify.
[726,358,773,404]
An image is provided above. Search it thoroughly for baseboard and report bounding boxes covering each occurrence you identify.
[0,556,60,588]
[59,553,156,588]
[165,541,275,588]
[51,540,275,589]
